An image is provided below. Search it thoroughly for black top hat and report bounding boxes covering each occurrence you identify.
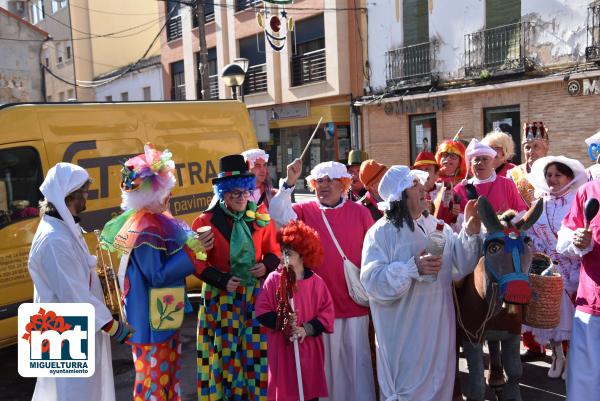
[212,154,255,184]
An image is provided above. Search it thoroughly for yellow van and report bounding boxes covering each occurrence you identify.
[0,101,258,348]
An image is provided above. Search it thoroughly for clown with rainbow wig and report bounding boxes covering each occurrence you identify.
[192,154,280,401]
[100,144,206,401]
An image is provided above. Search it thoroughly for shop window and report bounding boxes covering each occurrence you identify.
[483,105,521,164]
[0,147,44,228]
[409,114,437,165]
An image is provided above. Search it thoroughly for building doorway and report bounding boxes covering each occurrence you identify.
[409,114,437,165]
[483,105,521,164]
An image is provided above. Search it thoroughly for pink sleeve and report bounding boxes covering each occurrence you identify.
[453,184,467,212]
[315,277,335,333]
[562,188,585,231]
[255,271,278,316]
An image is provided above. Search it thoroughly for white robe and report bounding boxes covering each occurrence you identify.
[361,215,482,401]
[28,215,116,401]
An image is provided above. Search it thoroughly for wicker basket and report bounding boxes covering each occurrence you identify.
[523,273,563,329]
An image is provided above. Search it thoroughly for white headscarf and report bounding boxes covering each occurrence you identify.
[40,163,91,255]
[241,148,269,168]
[306,161,352,182]
[377,165,428,211]
[528,156,587,198]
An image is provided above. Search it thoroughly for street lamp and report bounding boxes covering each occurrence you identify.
[222,61,247,101]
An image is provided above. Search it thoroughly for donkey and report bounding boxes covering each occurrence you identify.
[455,196,543,401]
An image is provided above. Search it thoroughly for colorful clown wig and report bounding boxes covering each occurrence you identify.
[277,220,324,268]
[120,143,176,211]
[434,134,467,180]
[213,175,256,200]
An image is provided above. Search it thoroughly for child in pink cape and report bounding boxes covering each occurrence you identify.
[256,220,335,401]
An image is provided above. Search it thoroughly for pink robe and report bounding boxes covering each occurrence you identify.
[292,200,373,318]
[256,268,335,401]
[454,175,528,214]
[561,180,600,316]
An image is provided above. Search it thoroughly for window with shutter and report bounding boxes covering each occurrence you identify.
[486,0,520,29]
[484,0,521,69]
[403,0,429,45]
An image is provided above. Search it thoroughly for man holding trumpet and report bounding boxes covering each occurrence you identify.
[28,162,133,401]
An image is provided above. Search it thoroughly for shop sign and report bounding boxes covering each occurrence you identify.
[269,102,309,120]
[567,77,600,96]
[383,97,447,116]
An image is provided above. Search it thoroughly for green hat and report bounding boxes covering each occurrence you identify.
[347,150,368,166]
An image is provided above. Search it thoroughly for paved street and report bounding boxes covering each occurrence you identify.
[1,300,566,401]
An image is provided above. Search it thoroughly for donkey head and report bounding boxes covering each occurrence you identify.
[477,196,543,311]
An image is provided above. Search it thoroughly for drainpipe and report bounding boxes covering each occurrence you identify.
[39,36,52,102]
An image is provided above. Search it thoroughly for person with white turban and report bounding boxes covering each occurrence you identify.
[584,131,600,181]
[242,148,277,208]
[454,139,527,224]
[361,165,482,401]
[269,158,376,401]
[28,163,133,401]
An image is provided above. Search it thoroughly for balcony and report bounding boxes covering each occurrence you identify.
[464,21,533,78]
[209,75,219,99]
[385,41,435,88]
[291,49,327,87]
[167,15,182,42]
[235,0,261,12]
[586,3,600,62]
[171,85,185,100]
[243,64,268,95]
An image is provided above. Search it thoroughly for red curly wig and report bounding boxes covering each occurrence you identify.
[277,220,324,268]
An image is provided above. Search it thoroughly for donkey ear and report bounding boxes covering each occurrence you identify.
[477,196,503,233]
[516,198,544,231]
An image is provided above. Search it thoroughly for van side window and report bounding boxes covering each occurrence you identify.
[0,147,43,227]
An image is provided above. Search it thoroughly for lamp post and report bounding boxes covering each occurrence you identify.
[222,57,249,101]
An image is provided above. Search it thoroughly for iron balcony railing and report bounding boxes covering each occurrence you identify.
[235,0,261,11]
[171,85,185,100]
[586,3,600,61]
[243,64,268,95]
[464,21,532,77]
[167,15,182,42]
[209,75,219,99]
[385,41,434,87]
[291,48,327,87]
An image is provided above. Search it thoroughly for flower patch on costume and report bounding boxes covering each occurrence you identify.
[149,287,185,331]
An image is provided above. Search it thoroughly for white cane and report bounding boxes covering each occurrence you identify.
[290,297,305,401]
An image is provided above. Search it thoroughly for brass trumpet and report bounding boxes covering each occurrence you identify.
[94,230,127,324]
